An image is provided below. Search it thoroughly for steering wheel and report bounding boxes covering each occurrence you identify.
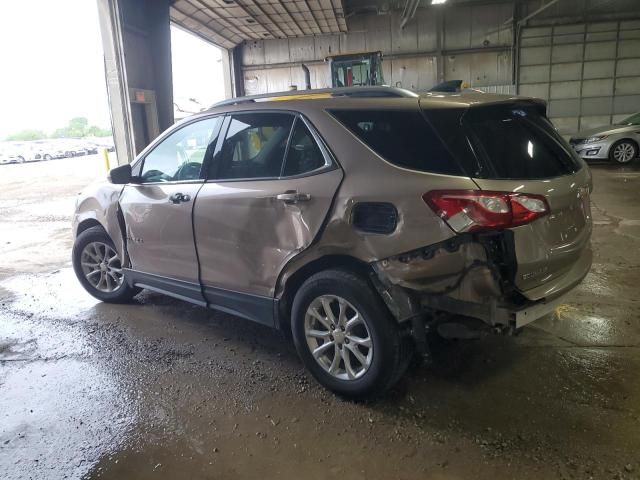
[142,169,171,182]
[174,161,202,180]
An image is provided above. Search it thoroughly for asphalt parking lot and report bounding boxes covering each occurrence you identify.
[1,155,640,479]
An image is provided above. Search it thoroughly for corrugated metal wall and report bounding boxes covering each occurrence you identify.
[237,3,639,136]
[240,4,514,95]
[519,20,640,134]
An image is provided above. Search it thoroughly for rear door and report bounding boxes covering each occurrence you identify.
[193,112,343,324]
[456,104,592,299]
[119,116,222,298]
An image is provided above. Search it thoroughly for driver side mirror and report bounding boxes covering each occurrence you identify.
[108,164,133,184]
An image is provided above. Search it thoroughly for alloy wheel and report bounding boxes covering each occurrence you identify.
[304,295,373,380]
[613,142,636,163]
[80,241,124,293]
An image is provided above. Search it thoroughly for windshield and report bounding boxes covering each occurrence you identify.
[616,113,640,125]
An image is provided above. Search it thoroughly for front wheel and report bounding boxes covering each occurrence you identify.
[291,269,412,399]
[609,140,637,164]
[72,226,140,303]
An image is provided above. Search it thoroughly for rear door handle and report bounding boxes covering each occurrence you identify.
[276,191,311,204]
[169,192,191,204]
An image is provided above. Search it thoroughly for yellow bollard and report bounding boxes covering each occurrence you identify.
[102,148,110,172]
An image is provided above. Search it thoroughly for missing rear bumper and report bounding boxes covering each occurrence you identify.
[371,234,566,329]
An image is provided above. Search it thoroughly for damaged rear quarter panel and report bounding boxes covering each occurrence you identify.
[374,240,501,301]
[274,101,482,297]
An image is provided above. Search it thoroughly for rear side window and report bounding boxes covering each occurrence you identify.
[463,106,581,179]
[330,109,462,175]
[210,113,294,180]
[282,120,327,176]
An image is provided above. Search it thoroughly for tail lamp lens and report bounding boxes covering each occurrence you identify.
[423,190,549,232]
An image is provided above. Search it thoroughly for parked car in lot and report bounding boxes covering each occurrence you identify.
[1,142,38,163]
[64,144,89,157]
[569,113,640,164]
[0,149,22,165]
[88,137,115,152]
[84,144,99,155]
[72,87,592,398]
[31,141,67,161]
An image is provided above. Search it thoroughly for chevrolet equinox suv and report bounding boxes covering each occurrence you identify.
[72,87,592,398]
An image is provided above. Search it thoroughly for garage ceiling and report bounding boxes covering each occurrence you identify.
[171,0,640,50]
[171,0,348,48]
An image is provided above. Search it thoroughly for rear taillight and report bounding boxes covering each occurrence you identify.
[423,190,549,233]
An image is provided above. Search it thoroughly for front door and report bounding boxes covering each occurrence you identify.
[119,116,222,302]
[193,112,343,324]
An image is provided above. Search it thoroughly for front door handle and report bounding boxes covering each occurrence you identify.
[276,191,311,204]
[169,192,191,204]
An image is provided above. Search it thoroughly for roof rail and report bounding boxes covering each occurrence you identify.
[210,86,418,108]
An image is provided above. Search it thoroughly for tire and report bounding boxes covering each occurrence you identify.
[72,226,141,303]
[43,154,52,161]
[609,139,638,164]
[17,156,25,163]
[291,269,413,399]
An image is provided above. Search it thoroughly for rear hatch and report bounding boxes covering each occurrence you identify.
[421,99,592,300]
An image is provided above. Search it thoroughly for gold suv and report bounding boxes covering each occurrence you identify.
[72,87,592,397]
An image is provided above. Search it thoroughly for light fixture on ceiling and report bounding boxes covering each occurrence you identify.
[432,0,447,4]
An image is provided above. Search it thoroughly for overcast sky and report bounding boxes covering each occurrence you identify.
[0,0,225,140]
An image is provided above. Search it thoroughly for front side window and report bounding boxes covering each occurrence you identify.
[210,113,294,180]
[140,117,221,183]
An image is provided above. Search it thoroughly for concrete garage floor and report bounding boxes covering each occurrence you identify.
[1,156,640,480]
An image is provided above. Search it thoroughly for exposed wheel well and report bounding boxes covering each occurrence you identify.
[276,255,375,334]
[76,219,103,237]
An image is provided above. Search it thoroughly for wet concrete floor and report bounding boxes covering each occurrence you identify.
[1,157,640,479]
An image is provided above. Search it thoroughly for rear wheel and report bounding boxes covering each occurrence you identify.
[291,269,412,399]
[609,140,637,164]
[72,226,140,303]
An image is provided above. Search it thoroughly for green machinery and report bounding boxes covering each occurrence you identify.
[327,51,385,88]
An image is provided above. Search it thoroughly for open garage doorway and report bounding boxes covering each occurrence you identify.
[0,5,227,282]
[171,26,227,120]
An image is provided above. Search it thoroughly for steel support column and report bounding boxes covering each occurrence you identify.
[96,0,174,165]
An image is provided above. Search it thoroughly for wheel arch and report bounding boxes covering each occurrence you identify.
[76,218,104,237]
[276,254,376,333]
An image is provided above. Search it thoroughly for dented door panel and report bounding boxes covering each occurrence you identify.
[194,168,343,297]
[119,183,203,283]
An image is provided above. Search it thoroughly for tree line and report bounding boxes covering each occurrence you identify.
[5,117,111,141]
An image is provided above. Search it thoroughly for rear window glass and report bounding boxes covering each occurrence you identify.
[421,104,582,180]
[329,109,463,175]
[461,106,581,180]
